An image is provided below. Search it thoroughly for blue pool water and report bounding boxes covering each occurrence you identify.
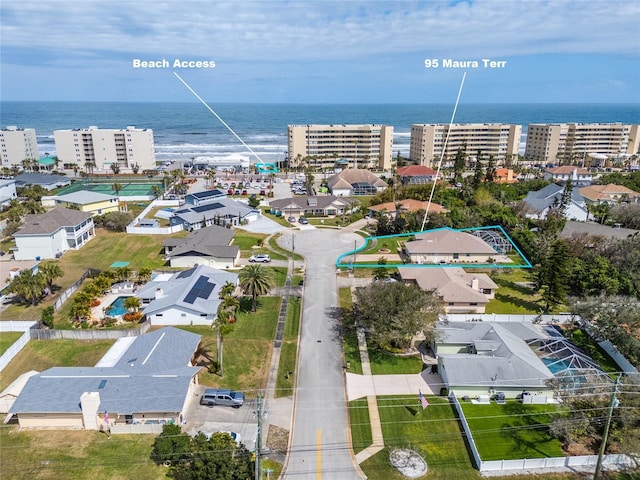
[106,296,130,316]
[542,357,572,375]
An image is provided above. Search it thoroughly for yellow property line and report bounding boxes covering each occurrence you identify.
[316,429,322,480]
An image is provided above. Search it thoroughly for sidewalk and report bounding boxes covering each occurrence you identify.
[347,325,445,464]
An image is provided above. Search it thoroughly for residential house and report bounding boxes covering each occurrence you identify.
[560,220,638,241]
[184,189,227,207]
[544,166,593,185]
[368,199,447,219]
[434,322,557,400]
[9,327,201,430]
[269,195,354,218]
[579,183,640,205]
[399,267,497,313]
[403,228,498,264]
[163,225,239,268]
[42,191,119,216]
[326,169,387,196]
[396,165,437,185]
[136,264,239,326]
[493,168,518,184]
[0,178,17,207]
[13,172,72,191]
[13,207,95,260]
[169,197,260,231]
[521,183,588,221]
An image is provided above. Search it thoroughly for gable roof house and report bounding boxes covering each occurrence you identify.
[163,225,239,269]
[544,166,593,185]
[269,195,354,217]
[579,183,640,205]
[521,183,588,221]
[169,197,260,231]
[326,169,387,196]
[41,190,120,216]
[13,207,95,260]
[9,327,201,431]
[135,264,239,326]
[403,228,498,265]
[13,172,72,191]
[399,267,498,314]
[435,322,556,400]
[368,199,448,219]
[396,165,437,185]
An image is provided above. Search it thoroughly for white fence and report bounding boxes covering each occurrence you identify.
[449,393,634,473]
[0,321,36,372]
[126,199,183,235]
[442,313,577,324]
[110,423,165,435]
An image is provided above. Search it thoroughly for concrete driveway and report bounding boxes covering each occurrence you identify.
[346,371,445,401]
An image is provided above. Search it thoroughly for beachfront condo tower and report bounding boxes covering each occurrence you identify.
[409,123,521,168]
[54,126,156,173]
[288,124,394,170]
[524,123,640,166]
[0,126,40,170]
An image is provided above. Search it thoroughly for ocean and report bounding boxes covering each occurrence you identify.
[2,102,639,163]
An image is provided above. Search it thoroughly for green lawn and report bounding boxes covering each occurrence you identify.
[348,398,372,454]
[0,331,23,355]
[0,339,115,392]
[339,287,363,375]
[568,329,621,375]
[2,229,172,321]
[180,295,281,394]
[487,270,545,314]
[268,233,304,261]
[360,395,478,480]
[276,296,301,398]
[0,429,163,480]
[368,349,424,375]
[461,401,566,461]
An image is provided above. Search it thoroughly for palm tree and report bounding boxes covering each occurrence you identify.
[38,261,64,294]
[112,182,123,196]
[214,292,239,377]
[239,264,273,312]
[136,267,152,284]
[123,296,141,313]
[9,269,45,306]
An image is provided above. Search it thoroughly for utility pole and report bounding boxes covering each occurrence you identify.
[593,374,621,480]
[255,391,263,480]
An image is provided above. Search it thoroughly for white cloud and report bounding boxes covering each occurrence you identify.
[1,0,638,66]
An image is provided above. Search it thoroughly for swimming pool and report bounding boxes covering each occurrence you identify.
[542,357,572,375]
[106,296,131,316]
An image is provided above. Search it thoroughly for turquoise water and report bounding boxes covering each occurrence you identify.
[106,296,130,316]
[542,357,572,375]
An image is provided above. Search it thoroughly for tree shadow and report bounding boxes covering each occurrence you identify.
[326,305,352,342]
[493,292,542,312]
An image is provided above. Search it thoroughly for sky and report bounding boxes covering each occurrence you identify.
[1,0,639,104]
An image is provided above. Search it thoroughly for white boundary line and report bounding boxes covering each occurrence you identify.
[173,72,266,165]
[420,72,467,232]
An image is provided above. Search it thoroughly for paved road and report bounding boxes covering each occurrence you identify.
[279,228,365,480]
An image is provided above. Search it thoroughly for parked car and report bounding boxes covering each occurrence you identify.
[259,189,266,195]
[200,388,245,408]
[298,217,309,224]
[287,216,297,223]
[249,254,271,263]
[241,190,248,195]
[227,189,234,195]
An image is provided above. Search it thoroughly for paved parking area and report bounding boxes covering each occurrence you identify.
[182,385,260,451]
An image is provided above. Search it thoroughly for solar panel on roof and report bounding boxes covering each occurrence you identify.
[184,275,216,304]
[192,203,224,213]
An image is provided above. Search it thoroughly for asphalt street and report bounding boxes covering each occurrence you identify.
[280,227,365,480]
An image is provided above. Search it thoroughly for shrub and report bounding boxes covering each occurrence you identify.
[123,311,143,322]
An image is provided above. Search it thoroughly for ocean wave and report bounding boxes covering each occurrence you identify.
[393,132,411,138]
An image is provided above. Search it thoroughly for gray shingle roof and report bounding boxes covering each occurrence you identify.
[561,220,638,240]
[14,207,93,235]
[53,191,117,204]
[9,327,201,415]
[136,264,238,316]
[172,198,257,225]
[269,195,353,211]
[167,225,238,259]
[399,267,497,304]
[437,322,554,389]
[404,228,496,255]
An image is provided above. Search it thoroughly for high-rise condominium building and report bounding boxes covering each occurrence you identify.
[524,123,640,165]
[54,126,155,172]
[0,126,40,169]
[410,123,522,168]
[288,124,394,170]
